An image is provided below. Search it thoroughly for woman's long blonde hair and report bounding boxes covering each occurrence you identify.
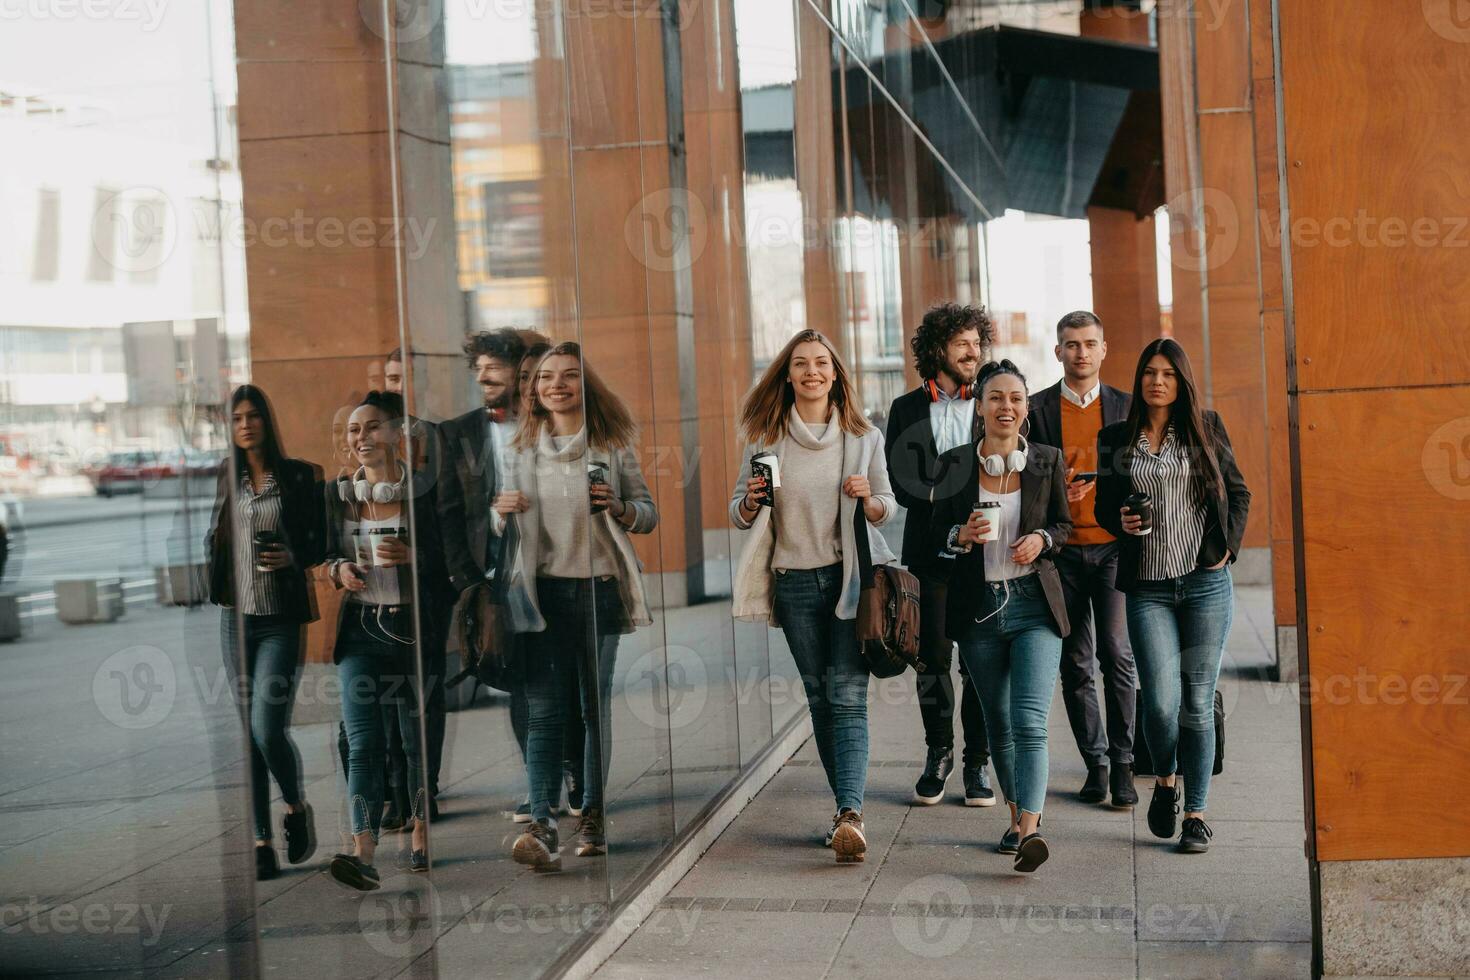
[513,341,637,451]
[739,329,871,447]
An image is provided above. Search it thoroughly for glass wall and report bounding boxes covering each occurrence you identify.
[0,4,258,976]
[0,0,1020,975]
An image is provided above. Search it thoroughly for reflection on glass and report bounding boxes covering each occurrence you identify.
[497,342,658,872]
[211,386,322,881]
[734,0,807,365]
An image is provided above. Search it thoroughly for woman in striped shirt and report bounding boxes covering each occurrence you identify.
[1096,339,1251,855]
[207,385,324,880]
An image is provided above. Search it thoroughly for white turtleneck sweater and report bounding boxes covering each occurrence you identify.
[771,410,844,570]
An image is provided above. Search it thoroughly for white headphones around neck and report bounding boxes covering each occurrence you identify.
[979,434,1029,477]
[338,463,408,503]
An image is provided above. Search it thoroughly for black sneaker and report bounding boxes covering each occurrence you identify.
[511,820,561,872]
[1178,816,1213,854]
[1147,781,1181,839]
[995,829,1020,854]
[830,809,866,864]
[410,848,429,872]
[565,767,584,818]
[512,797,532,824]
[574,807,606,857]
[255,843,280,881]
[328,853,381,891]
[912,747,953,806]
[1079,764,1109,804]
[962,764,996,807]
[1110,766,1139,807]
[1013,832,1050,873]
[283,806,316,865]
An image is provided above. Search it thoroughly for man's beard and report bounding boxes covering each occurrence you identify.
[482,386,510,411]
[943,359,979,386]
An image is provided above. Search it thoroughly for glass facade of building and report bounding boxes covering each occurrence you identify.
[0,1,1156,976]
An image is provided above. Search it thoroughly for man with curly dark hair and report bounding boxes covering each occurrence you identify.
[885,303,997,808]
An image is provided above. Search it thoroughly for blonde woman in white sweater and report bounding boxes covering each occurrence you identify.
[730,329,897,863]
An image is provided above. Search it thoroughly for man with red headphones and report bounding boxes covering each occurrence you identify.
[885,303,996,808]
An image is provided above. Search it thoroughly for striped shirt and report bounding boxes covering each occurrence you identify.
[1131,426,1207,581]
[232,470,286,616]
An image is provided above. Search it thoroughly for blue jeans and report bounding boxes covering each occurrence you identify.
[221,611,305,841]
[522,577,621,824]
[955,575,1063,816]
[1127,565,1234,813]
[773,563,869,814]
[336,605,425,838]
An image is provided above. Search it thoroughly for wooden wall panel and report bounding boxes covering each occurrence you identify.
[1298,387,1470,861]
[1280,0,1470,862]
[1194,0,1250,110]
[1280,3,1470,391]
[1087,206,1161,392]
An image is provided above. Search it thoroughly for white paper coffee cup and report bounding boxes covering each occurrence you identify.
[972,501,1001,543]
[368,528,396,567]
[753,451,781,489]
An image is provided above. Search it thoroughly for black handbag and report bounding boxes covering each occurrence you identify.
[447,516,521,694]
[1131,688,1225,776]
[852,502,923,678]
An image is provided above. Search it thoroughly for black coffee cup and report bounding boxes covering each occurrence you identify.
[253,531,281,572]
[588,462,610,514]
[1122,492,1154,535]
[750,452,779,507]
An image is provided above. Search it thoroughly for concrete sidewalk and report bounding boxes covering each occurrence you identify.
[596,585,1313,980]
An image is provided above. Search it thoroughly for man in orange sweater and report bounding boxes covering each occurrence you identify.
[1027,311,1138,808]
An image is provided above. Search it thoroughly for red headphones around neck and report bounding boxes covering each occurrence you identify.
[925,378,974,402]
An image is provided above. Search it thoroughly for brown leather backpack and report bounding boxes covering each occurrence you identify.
[852,505,924,677]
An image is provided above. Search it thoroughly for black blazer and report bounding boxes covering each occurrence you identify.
[206,457,325,625]
[1095,410,1252,593]
[1026,381,1131,460]
[885,386,981,575]
[435,407,503,593]
[926,441,1074,641]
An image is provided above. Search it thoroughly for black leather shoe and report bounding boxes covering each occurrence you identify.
[1013,832,1050,873]
[283,806,316,864]
[1079,764,1108,803]
[912,747,954,805]
[255,843,280,881]
[1110,766,1139,808]
[1148,781,1181,839]
[962,764,996,806]
[995,829,1020,854]
[1178,816,1213,853]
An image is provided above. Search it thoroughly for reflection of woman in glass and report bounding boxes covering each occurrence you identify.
[323,391,451,890]
[206,385,323,881]
[498,342,658,871]
[729,329,898,864]
[505,339,591,823]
